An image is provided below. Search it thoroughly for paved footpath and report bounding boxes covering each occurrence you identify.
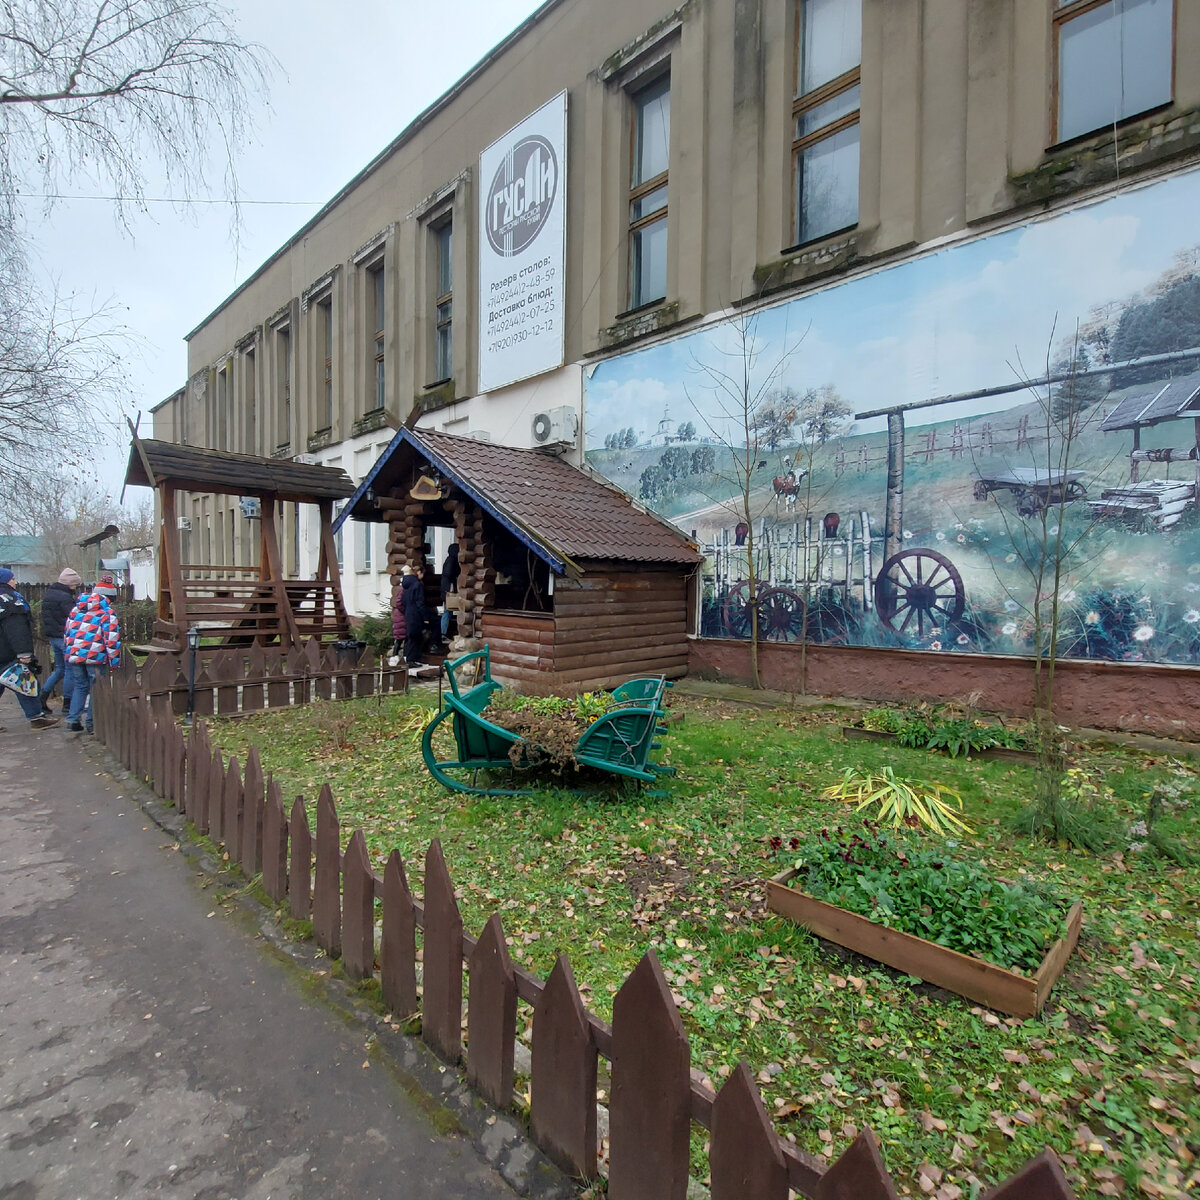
[0,721,573,1200]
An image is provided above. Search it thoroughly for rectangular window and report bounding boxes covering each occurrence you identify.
[275,324,291,451]
[433,221,453,383]
[356,522,373,573]
[215,366,229,447]
[792,0,861,246]
[334,502,345,571]
[1055,0,1173,143]
[318,296,334,428]
[628,74,670,309]
[244,347,256,455]
[369,264,386,411]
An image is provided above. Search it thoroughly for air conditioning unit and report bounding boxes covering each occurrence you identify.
[531,406,578,448]
[177,517,193,531]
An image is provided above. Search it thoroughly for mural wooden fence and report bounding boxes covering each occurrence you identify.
[89,679,1079,1200]
[707,515,877,610]
[106,638,407,719]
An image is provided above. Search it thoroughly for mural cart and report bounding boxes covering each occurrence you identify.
[714,401,975,643]
[972,467,1088,516]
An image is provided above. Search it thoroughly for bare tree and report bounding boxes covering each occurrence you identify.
[0,254,131,504]
[684,310,804,688]
[0,0,271,230]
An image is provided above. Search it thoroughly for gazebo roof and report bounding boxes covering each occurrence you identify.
[124,438,356,502]
[1100,368,1200,432]
[335,427,702,576]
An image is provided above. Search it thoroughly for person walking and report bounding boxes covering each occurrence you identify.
[439,543,460,646]
[63,572,122,735]
[400,565,428,667]
[0,568,59,730]
[40,567,82,712]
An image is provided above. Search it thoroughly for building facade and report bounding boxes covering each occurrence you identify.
[156,0,1200,727]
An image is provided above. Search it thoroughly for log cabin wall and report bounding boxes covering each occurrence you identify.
[483,564,691,691]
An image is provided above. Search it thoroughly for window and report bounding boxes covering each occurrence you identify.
[334,501,345,570]
[792,0,861,246]
[369,264,386,411]
[216,365,229,446]
[275,323,291,450]
[318,297,334,428]
[244,347,256,455]
[1055,0,1174,143]
[356,522,373,573]
[433,221,453,383]
[628,74,670,309]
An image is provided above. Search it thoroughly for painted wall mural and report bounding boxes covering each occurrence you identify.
[584,169,1200,664]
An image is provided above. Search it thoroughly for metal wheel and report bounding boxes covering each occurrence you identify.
[758,586,805,642]
[874,549,966,637]
[721,582,752,639]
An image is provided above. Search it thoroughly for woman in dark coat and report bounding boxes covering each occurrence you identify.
[400,566,428,666]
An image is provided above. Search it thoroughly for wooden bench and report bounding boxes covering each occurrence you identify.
[419,646,674,797]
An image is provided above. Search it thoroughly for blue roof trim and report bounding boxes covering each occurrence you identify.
[332,429,568,575]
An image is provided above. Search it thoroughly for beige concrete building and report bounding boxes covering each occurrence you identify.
[157,0,1200,628]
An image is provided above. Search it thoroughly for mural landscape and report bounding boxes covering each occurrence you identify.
[585,169,1200,664]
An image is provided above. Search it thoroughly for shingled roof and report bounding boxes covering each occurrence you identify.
[1100,368,1200,432]
[125,437,357,502]
[336,427,701,574]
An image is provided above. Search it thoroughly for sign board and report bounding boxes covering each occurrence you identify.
[477,91,567,394]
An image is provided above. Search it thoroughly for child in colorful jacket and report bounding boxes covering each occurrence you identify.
[63,574,122,733]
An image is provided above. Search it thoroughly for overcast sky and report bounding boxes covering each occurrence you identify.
[24,0,545,499]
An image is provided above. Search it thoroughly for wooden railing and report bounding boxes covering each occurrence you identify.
[115,639,407,717]
[89,680,1080,1200]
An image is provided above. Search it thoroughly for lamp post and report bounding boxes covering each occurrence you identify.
[185,625,201,725]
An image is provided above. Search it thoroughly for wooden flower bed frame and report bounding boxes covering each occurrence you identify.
[766,867,1082,1018]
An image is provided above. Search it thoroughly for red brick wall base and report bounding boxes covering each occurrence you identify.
[688,638,1200,741]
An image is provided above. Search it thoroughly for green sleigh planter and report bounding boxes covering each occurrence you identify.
[420,646,677,796]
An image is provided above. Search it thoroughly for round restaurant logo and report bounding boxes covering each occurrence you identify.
[486,134,558,257]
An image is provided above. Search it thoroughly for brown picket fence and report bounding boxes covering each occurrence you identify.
[108,638,407,718]
[88,677,1079,1200]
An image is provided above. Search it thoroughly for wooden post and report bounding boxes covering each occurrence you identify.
[341,830,375,982]
[710,1063,788,1200]
[288,797,311,920]
[980,1151,1076,1200]
[208,748,226,843]
[608,950,691,1200]
[422,839,463,1064]
[262,777,289,904]
[222,757,243,865]
[467,913,517,1109]
[530,955,597,1179]
[815,1129,898,1200]
[241,745,264,875]
[313,784,341,958]
[381,850,418,1017]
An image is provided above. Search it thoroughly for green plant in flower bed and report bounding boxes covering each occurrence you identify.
[203,691,1200,1197]
[822,766,972,835]
[783,825,1067,973]
[860,705,1034,757]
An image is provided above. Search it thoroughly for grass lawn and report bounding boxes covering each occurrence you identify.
[206,689,1200,1197]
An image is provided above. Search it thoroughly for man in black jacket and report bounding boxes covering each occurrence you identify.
[40,567,81,711]
[0,568,59,730]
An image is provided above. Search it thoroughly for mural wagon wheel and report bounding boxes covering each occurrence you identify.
[758,586,805,642]
[722,582,753,639]
[874,549,966,638]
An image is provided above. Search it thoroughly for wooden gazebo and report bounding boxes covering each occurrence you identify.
[335,428,703,690]
[125,436,357,650]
